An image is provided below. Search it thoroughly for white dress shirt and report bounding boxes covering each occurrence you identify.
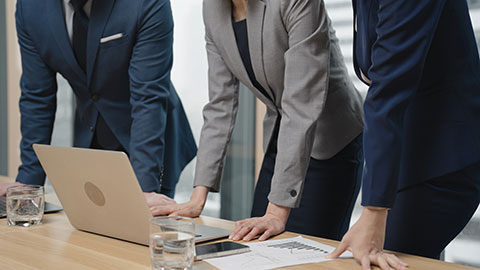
[62,0,92,43]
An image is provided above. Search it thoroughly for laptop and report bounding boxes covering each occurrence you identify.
[0,196,63,218]
[32,144,231,245]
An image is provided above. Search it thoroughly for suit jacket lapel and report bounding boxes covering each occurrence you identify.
[247,0,275,100]
[86,0,115,86]
[47,0,85,81]
[221,0,275,108]
[352,0,372,85]
[220,1,253,89]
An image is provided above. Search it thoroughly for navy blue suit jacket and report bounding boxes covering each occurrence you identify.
[15,0,197,193]
[354,0,480,207]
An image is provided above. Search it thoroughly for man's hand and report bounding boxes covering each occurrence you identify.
[0,182,25,197]
[328,207,408,270]
[143,192,176,208]
[229,202,290,241]
[150,186,209,217]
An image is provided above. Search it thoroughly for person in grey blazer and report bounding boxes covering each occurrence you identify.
[152,0,364,241]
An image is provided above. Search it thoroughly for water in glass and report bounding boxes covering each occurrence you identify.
[7,193,45,227]
[150,231,195,270]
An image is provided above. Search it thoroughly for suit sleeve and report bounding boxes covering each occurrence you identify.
[193,16,240,192]
[268,0,331,208]
[361,0,447,208]
[15,0,58,185]
[128,0,173,192]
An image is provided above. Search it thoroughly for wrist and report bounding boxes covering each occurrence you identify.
[14,180,26,185]
[361,206,388,225]
[363,206,388,215]
[266,202,291,223]
[190,186,209,206]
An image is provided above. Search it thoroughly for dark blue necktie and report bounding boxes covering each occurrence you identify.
[71,0,88,72]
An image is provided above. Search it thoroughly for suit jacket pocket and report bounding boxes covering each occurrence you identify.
[99,34,130,49]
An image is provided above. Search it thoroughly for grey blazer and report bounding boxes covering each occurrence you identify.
[194,0,364,208]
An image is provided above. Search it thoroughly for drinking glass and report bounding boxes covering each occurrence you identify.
[6,185,45,227]
[149,216,195,270]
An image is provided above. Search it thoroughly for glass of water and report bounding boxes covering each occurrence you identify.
[6,185,45,227]
[149,216,195,270]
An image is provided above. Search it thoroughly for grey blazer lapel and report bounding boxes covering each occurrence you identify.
[219,1,252,89]
[220,0,275,108]
[247,0,275,101]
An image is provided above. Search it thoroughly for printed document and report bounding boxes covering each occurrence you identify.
[204,236,353,270]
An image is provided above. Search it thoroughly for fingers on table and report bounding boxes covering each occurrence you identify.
[327,241,349,259]
[238,226,259,241]
[361,256,372,270]
[230,219,279,241]
[258,229,273,241]
[376,255,392,270]
[385,254,408,269]
[230,219,267,241]
[230,220,255,240]
[369,253,408,270]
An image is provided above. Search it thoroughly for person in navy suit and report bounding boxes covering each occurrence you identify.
[329,0,480,269]
[0,0,197,206]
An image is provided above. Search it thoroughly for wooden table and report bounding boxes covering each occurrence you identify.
[0,176,475,269]
[0,213,475,270]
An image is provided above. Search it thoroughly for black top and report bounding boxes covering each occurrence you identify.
[232,19,270,99]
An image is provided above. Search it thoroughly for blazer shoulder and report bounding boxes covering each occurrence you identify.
[16,0,49,29]
[271,0,314,10]
[268,0,324,22]
[141,0,171,7]
[202,0,225,32]
[135,0,171,12]
[17,0,42,7]
[202,0,221,11]
[16,0,46,15]
[202,0,223,20]
[17,0,48,11]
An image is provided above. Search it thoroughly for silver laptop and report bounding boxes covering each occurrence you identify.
[33,144,231,245]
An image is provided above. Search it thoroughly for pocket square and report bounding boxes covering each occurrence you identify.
[100,33,123,43]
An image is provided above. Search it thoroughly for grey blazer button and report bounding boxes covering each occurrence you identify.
[91,94,99,101]
[290,190,297,197]
[89,126,94,132]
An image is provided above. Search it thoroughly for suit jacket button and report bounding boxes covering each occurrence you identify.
[89,126,94,132]
[290,190,297,197]
[91,94,99,101]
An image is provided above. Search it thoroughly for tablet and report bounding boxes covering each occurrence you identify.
[195,241,250,260]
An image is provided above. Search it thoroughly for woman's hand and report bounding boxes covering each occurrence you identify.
[229,202,290,241]
[150,186,209,217]
[328,207,408,270]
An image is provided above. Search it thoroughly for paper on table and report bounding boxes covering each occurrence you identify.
[204,236,353,270]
